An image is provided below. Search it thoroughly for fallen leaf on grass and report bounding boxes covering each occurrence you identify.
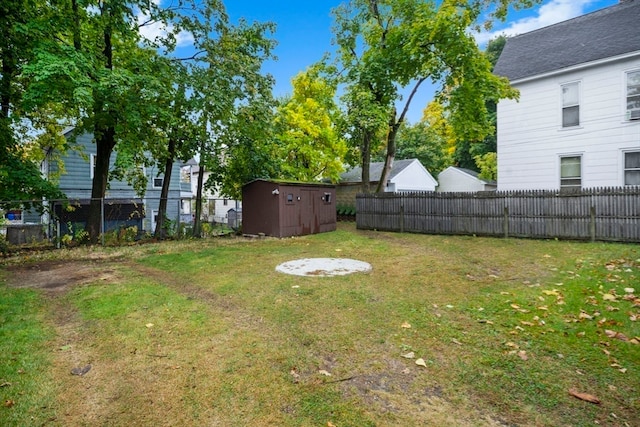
[145,323,154,328]
[327,422,336,427]
[517,350,528,361]
[402,351,415,359]
[543,290,560,296]
[624,287,635,294]
[401,321,411,329]
[451,338,462,346]
[4,399,15,408]
[569,389,601,404]
[0,382,11,388]
[602,293,617,302]
[318,370,332,377]
[605,330,629,341]
[415,358,427,367]
[579,312,593,320]
[290,368,300,383]
[520,321,535,326]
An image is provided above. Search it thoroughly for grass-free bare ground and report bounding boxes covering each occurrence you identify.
[1,223,638,426]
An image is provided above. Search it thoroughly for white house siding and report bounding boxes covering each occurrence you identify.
[437,167,487,192]
[497,57,640,191]
[187,167,242,223]
[391,160,438,192]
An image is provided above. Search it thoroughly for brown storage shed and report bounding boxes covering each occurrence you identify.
[242,179,336,238]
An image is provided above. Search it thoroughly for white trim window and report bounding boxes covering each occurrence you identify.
[153,177,164,188]
[560,156,581,189]
[90,154,96,179]
[151,209,159,231]
[626,70,640,121]
[561,82,580,127]
[624,151,640,185]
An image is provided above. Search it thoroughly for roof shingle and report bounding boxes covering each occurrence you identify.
[494,1,640,82]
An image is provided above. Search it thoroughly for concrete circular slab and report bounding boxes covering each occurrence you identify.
[275,258,372,277]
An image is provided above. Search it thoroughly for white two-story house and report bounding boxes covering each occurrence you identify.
[494,0,640,191]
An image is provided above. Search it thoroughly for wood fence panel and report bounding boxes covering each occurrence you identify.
[356,187,640,243]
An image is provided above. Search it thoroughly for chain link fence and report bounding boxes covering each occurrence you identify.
[1,197,242,248]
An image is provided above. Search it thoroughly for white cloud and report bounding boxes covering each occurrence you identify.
[137,6,194,48]
[475,0,596,45]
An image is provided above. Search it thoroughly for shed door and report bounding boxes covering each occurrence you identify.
[301,190,319,234]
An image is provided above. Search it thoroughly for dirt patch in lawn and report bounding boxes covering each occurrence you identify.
[4,260,118,293]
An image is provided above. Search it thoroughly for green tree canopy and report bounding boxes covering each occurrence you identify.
[330,0,533,192]
[274,65,347,182]
[0,0,65,205]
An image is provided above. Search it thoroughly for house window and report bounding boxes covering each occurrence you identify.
[560,156,581,189]
[624,151,640,185]
[181,199,191,214]
[223,199,228,206]
[286,193,294,204]
[626,70,640,121]
[151,210,159,231]
[90,154,96,179]
[323,192,332,204]
[153,177,163,188]
[561,82,580,127]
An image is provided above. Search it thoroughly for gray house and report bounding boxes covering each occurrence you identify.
[26,129,191,235]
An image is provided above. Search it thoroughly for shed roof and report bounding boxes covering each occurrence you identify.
[339,159,420,183]
[493,0,640,82]
[447,166,496,185]
[244,178,335,188]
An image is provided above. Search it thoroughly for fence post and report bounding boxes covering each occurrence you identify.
[400,202,404,233]
[100,197,105,246]
[503,205,509,238]
[590,205,596,242]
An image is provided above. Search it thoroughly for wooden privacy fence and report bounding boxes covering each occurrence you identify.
[356,187,640,242]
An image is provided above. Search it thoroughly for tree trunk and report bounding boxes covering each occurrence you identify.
[86,19,115,243]
[192,162,205,238]
[154,137,177,239]
[375,79,425,193]
[360,130,372,193]
[86,123,115,242]
[376,110,400,193]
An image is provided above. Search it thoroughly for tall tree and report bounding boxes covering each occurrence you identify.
[193,18,276,236]
[376,121,452,175]
[274,65,347,182]
[0,0,64,205]
[452,35,508,175]
[331,0,535,193]
[22,0,192,242]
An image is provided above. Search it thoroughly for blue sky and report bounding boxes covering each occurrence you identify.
[161,0,620,123]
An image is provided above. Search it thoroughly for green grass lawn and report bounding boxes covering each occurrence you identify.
[1,223,638,426]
